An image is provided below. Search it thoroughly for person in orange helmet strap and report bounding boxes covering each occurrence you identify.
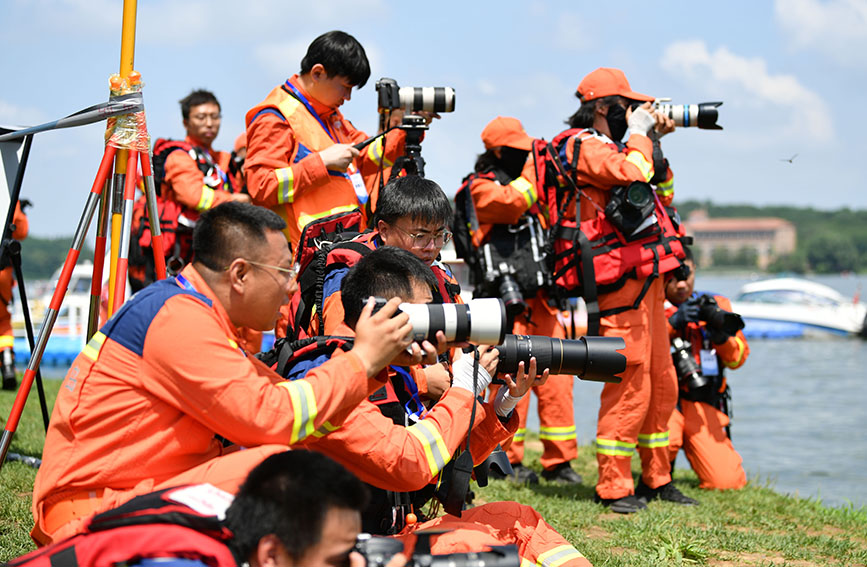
[455,116,581,485]
[31,202,431,547]
[664,245,749,490]
[532,67,694,513]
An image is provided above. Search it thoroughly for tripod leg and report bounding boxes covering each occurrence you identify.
[113,150,138,313]
[88,179,112,340]
[140,151,167,280]
[0,144,115,472]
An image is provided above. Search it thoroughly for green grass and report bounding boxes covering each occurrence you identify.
[3,378,867,565]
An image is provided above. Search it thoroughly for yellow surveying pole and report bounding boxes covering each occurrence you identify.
[108,0,137,315]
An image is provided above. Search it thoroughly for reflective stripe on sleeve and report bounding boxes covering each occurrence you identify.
[513,427,527,443]
[656,176,674,197]
[81,332,107,361]
[277,379,318,444]
[196,186,216,211]
[539,425,577,441]
[367,137,393,167]
[724,337,747,369]
[637,431,670,449]
[537,544,586,567]
[274,167,295,204]
[595,437,636,457]
[407,419,451,477]
[624,150,653,182]
[312,421,340,438]
[509,176,538,209]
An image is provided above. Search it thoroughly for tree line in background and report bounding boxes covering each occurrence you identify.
[19,237,93,281]
[676,201,867,274]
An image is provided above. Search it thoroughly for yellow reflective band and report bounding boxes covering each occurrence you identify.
[513,428,527,442]
[539,425,577,441]
[724,337,747,369]
[509,176,537,209]
[625,150,653,182]
[298,205,359,232]
[312,420,340,438]
[278,380,319,444]
[367,137,393,167]
[0,336,14,349]
[521,559,535,567]
[595,438,635,457]
[276,97,301,121]
[227,338,238,350]
[637,431,670,449]
[81,332,107,361]
[274,167,295,204]
[537,544,585,567]
[656,176,674,195]
[407,419,451,477]
[196,186,216,211]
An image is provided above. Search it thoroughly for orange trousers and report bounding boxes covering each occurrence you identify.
[595,277,678,500]
[398,501,591,567]
[668,401,746,490]
[32,444,288,546]
[502,294,577,470]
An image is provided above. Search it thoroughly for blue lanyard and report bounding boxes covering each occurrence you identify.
[283,80,337,143]
[176,274,193,291]
[390,365,428,421]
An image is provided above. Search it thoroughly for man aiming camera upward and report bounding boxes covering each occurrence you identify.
[244,30,410,250]
[30,202,429,547]
[664,246,749,490]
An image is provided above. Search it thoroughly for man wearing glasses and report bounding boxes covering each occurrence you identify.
[31,202,429,547]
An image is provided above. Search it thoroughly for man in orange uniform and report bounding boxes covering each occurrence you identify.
[245,30,408,250]
[456,116,580,484]
[543,68,695,513]
[665,247,749,489]
[306,247,591,567]
[0,201,28,390]
[31,202,426,546]
[129,90,250,291]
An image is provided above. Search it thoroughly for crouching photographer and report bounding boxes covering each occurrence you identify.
[452,116,582,485]
[665,246,750,490]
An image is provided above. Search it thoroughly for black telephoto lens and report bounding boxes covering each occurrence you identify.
[496,335,626,383]
[671,337,708,390]
[697,295,745,335]
[497,275,526,319]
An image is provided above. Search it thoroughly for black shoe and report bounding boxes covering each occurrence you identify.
[594,493,647,514]
[1,349,16,391]
[635,479,698,506]
[510,463,540,484]
[541,462,583,485]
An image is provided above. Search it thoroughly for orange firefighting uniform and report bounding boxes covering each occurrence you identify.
[31,264,386,546]
[0,202,28,354]
[311,321,590,567]
[665,293,749,490]
[534,127,677,500]
[245,76,407,249]
[465,172,578,470]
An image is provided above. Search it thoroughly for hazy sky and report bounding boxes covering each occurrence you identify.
[2,0,866,237]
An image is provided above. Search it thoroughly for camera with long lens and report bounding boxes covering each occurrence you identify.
[631,99,723,130]
[376,77,456,113]
[696,294,745,336]
[356,533,519,567]
[670,337,708,391]
[670,260,691,282]
[371,297,507,345]
[496,334,627,383]
[496,274,526,320]
[604,181,656,238]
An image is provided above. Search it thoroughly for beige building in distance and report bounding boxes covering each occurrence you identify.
[683,210,796,270]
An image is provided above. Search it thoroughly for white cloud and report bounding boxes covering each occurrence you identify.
[660,40,833,142]
[775,0,867,65]
[477,79,497,96]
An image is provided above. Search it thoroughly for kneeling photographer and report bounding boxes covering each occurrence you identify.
[665,245,750,490]
[452,116,581,485]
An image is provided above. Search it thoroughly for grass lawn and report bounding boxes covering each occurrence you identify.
[2,377,866,565]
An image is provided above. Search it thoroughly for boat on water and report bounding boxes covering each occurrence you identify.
[729,277,867,339]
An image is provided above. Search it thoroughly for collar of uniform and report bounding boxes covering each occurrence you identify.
[288,74,338,120]
[184,135,215,158]
[177,264,242,345]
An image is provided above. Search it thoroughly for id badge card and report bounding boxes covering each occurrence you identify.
[348,167,368,205]
[700,348,719,376]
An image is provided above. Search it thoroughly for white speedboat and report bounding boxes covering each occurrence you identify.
[730,278,867,338]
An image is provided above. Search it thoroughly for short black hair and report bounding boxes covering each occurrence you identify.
[300,30,371,89]
[566,94,622,129]
[373,176,452,227]
[224,451,368,564]
[341,246,437,328]
[193,202,286,271]
[682,244,694,263]
[180,89,220,121]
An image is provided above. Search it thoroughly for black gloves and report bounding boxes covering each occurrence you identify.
[669,297,701,330]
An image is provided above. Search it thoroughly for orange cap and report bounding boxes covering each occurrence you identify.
[481,116,533,151]
[576,68,654,103]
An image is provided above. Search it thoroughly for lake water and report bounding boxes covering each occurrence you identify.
[527,273,867,510]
